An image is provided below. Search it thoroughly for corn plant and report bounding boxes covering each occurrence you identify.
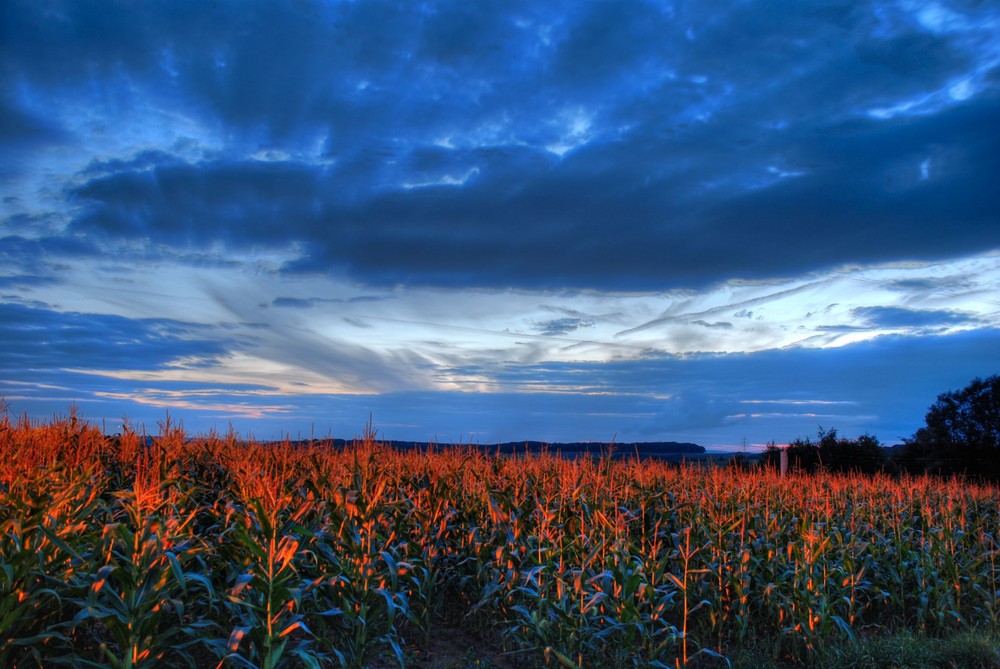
[63,441,215,668]
[211,445,329,669]
[311,450,420,668]
[0,462,102,665]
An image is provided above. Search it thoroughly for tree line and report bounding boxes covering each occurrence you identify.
[757,374,1000,481]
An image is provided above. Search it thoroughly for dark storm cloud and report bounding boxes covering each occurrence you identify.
[701,102,1000,276]
[67,96,1000,290]
[71,160,324,244]
[6,0,1000,289]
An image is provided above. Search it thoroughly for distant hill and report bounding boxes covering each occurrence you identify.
[487,441,705,458]
[288,438,705,460]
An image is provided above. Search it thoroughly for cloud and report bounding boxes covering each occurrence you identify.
[533,317,594,336]
[0,235,99,279]
[70,160,324,245]
[887,275,975,292]
[0,302,227,373]
[271,295,386,309]
[470,327,1000,443]
[62,102,1000,293]
[0,0,988,292]
[62,328,1000,445]
[0,95,66,150]
[691,320,734,330]
[342,317,373,329]
[851,305,979,329]
[3,298,999,446]
[271,297,321,309]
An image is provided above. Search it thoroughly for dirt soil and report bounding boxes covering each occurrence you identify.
[368,624,525,669]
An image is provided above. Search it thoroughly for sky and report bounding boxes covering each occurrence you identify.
[2,0,999,449]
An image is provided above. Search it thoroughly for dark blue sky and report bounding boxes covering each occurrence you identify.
[2,0,998,447]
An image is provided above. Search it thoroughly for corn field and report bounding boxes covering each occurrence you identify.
[2,411,999,668]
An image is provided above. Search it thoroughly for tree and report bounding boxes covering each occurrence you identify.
[786,435,821,474]
[817,428,884,474]
[760,435,822,473]
[762,429,885,475]
[903,375,1000,480]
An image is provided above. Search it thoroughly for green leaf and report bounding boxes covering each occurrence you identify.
[317,607,343,617]
[290,647,323,669]
[164,551,187,596]
[231,572,255,597]
[544,646,580,669]
[831,615,856,643]
[220,653,258,669]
